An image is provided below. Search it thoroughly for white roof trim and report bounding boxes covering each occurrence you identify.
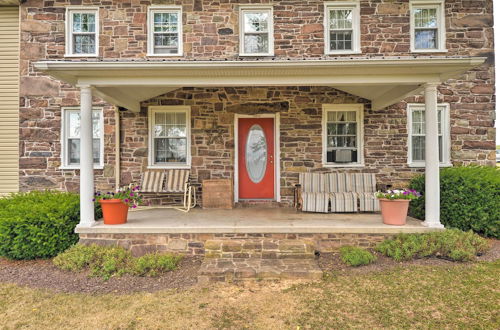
[34,57,486,112]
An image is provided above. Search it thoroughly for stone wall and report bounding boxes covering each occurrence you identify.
[79,232,394,256]
[19,0,496,196]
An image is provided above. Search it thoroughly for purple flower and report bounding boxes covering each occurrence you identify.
[132,205,137,208]
[124,198,129,203]
[92,198,95,202]
[97,192,101,196]
[130,193,134,197]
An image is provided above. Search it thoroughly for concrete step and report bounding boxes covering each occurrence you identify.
[198,257,323,283]
[204,239,316,259]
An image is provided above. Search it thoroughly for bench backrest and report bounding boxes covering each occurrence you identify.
[140,169,190,193]
[300,172,376,193]
[299,172,328,193]
[350,173,377,193]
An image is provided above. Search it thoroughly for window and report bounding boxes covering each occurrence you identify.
[410,0,446,52]
[148,106,191,168]
[147,6,183,56]
[65,7,99,57]
[407,104,450,167]
[322,104,364,167]
[324,2,360,54]
[61,108,103,169]
[239,6,274,56]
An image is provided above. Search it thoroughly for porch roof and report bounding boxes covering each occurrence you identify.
[34,56,486,112]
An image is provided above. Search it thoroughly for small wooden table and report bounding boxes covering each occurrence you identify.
[202,179,233,209]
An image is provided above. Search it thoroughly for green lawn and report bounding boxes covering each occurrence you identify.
[1,261,499,329]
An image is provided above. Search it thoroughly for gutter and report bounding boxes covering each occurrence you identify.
[33,57,488,71]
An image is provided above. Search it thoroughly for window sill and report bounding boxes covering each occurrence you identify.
[408,162,452,168]
[60,165,104,170]
[64,54,99,58]
[325,50,362,55]
[238,53,275,57]
[322,163,365,168]
[410,49,448,54]
[147,164,191,170]
[146,53,183,57]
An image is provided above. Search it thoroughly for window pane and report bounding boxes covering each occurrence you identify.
[414,8,437,28]
[73,34,96,54]
[154,12,178,32]
[68,139,80,165]
[330,31,353,51]
[68,138,100,165]
[73,13,95,32]
[415,29,437,49]
[154,138,187,163]
[244,12,269,33]
[93,138,100,164]
[412,136,425,161]
[92,111,101,138]
[330,9,353,29]
[244,34,269,53]
[67,112,81,138]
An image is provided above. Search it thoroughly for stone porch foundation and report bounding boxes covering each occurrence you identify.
[78,233,394,257]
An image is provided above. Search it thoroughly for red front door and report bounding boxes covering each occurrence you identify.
[238,118,275,199]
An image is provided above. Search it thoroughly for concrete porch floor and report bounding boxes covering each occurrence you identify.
[76,207,438,234]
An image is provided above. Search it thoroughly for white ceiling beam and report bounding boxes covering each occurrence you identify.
[93,87,141,112]
[372,85,424,110]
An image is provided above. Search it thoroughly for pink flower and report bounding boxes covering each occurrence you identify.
[132,205,137,208]
[124,198,129,203]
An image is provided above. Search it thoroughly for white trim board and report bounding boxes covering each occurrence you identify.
[147,105,192,169]
[234,113,281,203]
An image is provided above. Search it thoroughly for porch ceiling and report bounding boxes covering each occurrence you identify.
[34,57,486,112]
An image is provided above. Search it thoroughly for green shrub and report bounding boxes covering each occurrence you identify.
[53,244,182,280]
[409,166,500,238]
[132,253,182,276]
[376,229,490,262]
[0,191,81,260]
[339,246,376,267]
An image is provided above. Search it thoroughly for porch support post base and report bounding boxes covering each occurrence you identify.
[78,85,96,228]
[423,83,443,229]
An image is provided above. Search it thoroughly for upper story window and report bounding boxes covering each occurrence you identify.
[410,0,446,52]
[147,6,183,56]
[322,104,364,167]
[324,2,361,54]
[407,103,451,167]
[61,107,104,169]
[148,106,191,169]
[239,6,274,56]
[65,7,99,57]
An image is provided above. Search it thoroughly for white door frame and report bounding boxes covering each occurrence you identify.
[234,113,281,202]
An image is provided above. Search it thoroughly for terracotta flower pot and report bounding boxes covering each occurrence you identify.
[99,199,129,225]
[378,199,410,226]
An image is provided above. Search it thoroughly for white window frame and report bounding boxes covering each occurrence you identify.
[410,0,447,53]
[148,106,191,169]
[239,5,274,57]
[324,1,361,55]
[322,104,364,168]
[60,107,104,170]
[147,6,183,57]
[65,7,99,57]
[407,103,451,168]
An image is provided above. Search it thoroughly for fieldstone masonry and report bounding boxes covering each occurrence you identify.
[19,0,495,203]
[78,232,394,256]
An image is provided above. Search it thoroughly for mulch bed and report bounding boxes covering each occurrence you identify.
[1,240,498,294]
[0,256,202,295]
[318,238,500,275]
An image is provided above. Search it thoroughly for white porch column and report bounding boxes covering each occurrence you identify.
[423,83,444,228]
[77,85,95,227]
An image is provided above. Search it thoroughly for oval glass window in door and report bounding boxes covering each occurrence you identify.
[245,124,268,183]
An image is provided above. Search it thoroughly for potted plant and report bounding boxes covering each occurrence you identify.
[375,189,421,226]
[93,186,142,225]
